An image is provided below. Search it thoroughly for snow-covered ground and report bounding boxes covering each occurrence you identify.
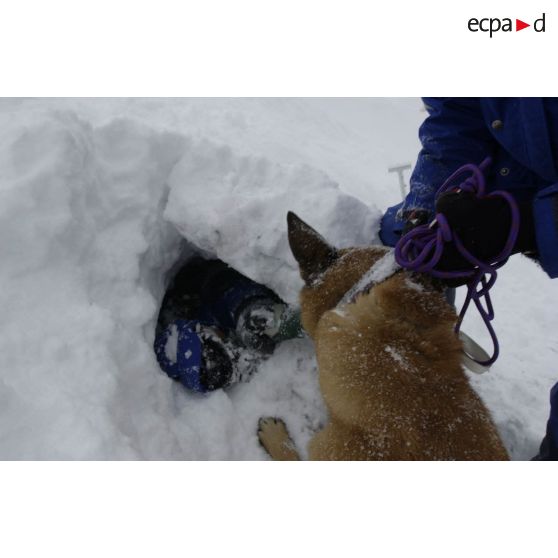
[0,98,556,460]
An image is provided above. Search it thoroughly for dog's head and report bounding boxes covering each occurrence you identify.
[287,212,388,335]
[287,211,453,338]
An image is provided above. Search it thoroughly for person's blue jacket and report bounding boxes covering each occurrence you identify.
[533,381,558,461]
[380,98,558,278]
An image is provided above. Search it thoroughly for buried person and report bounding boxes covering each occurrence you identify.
[154,257,302,393]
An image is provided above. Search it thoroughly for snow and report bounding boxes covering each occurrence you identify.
[164,138,376,304]
[340,249,399,304]
[0,98,555,460]
[165,325,179,364]
[384,346,406,367]
[404,276,426,292]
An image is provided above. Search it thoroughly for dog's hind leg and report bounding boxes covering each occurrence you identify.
[257,417,301,460]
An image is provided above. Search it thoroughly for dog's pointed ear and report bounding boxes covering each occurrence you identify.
[287,211,338,285]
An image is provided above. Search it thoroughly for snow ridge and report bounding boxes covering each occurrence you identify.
[0,108,377,459]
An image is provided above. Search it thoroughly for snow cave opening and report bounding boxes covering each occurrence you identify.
[151,237,292,394]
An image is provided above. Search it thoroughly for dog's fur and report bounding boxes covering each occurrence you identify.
[257,212,509,460]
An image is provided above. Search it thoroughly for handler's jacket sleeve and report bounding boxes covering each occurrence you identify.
[393,98,558,279]
[533,183,558,277]
[403,98,495,216]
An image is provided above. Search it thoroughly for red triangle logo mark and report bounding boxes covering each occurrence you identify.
[516,19,530,31]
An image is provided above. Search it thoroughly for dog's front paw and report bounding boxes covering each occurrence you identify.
[257,417,300,461]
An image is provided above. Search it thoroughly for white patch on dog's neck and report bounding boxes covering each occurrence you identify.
[339,249,399,306]
[404,277,425,292]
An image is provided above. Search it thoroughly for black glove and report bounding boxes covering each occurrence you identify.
[433,190,536,283]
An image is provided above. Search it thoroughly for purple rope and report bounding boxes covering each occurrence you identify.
[394,157,521,366]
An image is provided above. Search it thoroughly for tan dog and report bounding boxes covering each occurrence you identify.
[257,212,508,460]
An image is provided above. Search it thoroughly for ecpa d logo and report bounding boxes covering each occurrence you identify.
[468,13,546,37]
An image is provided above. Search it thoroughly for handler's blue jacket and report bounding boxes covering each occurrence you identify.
[380,98,558,278]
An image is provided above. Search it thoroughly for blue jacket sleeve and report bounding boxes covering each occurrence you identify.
[403,98,496,215]
[379,98,495,247]
[532,381,558,460]
[533,183,558,278]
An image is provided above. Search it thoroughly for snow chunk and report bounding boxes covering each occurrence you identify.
[384,346,416,375]
[165,142,379,305]
[404,277,425,292]
[384,346,405,366]
[164,324,179,364]
[340,249,399,305]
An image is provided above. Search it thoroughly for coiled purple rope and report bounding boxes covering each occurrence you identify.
[394,157,520,366]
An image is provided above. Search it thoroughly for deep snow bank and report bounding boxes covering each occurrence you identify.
[1,99,557,460]
[0,111,376,458]
[165,140,378,304]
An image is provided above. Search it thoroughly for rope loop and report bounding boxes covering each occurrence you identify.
[394,157,521,366]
